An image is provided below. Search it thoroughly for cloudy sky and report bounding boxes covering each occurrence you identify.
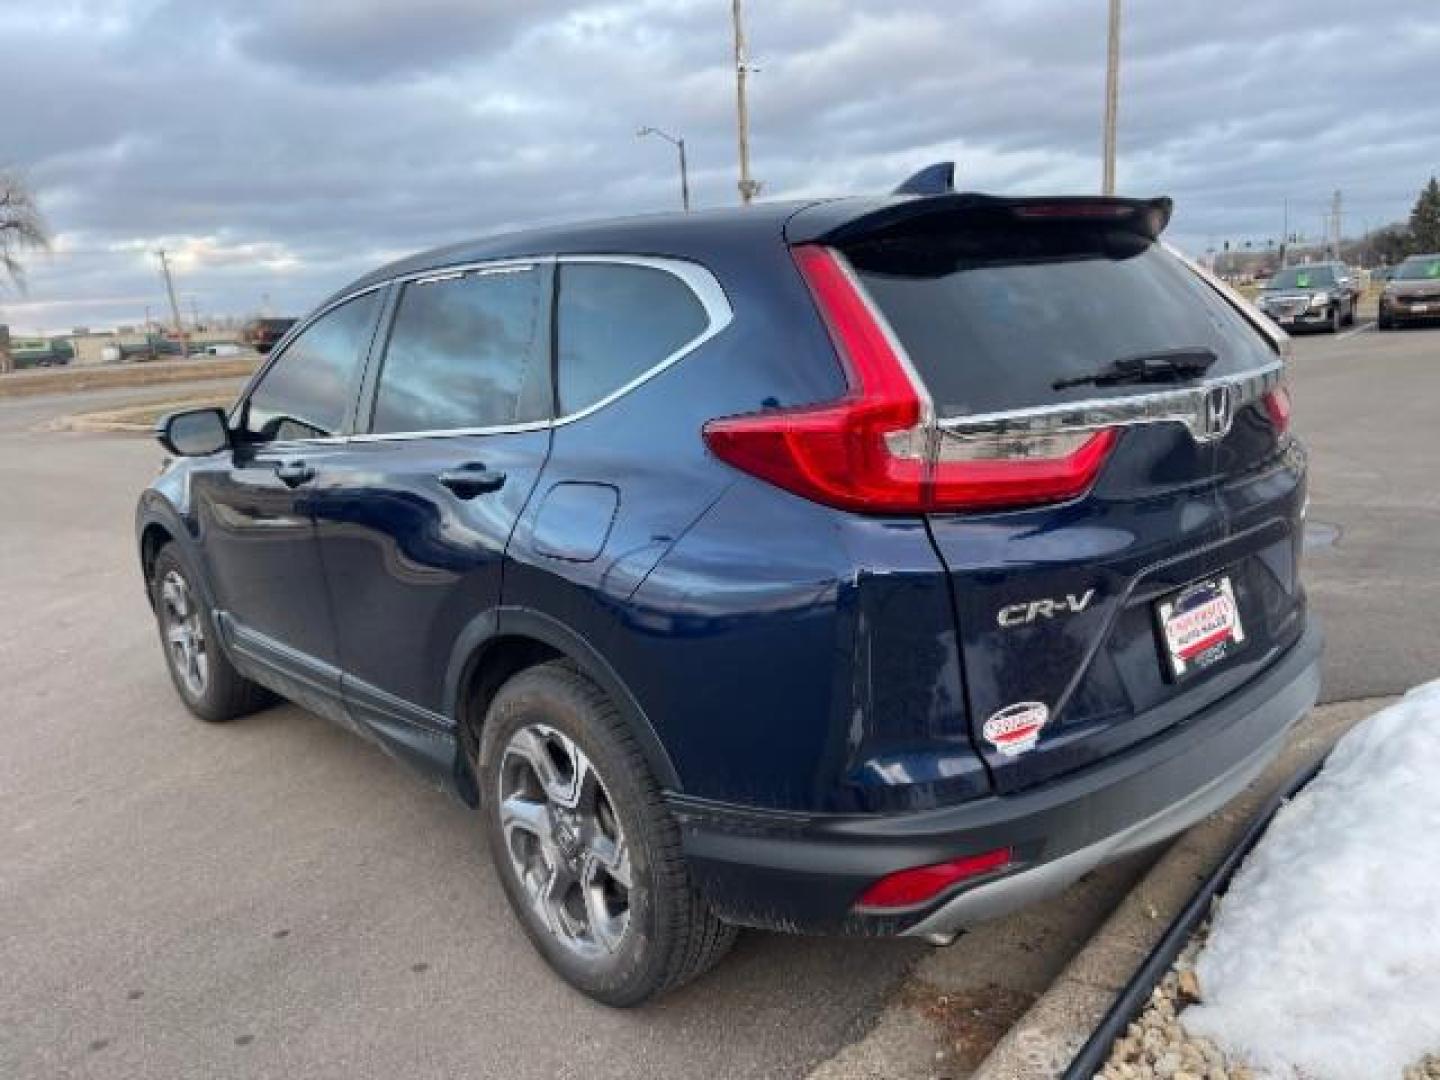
[3,0,1438,334]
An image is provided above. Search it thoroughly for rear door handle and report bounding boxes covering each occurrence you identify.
[439,463,507,499]
[274,459,316,488]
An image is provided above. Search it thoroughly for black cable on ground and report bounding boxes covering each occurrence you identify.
[1060,754,1329,1080]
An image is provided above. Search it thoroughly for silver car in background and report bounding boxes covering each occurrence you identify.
[1254,262,1359,333]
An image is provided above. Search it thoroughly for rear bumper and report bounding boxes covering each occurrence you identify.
[671,619,1322,936]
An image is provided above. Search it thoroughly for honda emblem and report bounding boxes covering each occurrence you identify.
[1200,385,1235,441]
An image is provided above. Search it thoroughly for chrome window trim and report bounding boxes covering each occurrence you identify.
[936,362,1284,445]
[236,253,733,447]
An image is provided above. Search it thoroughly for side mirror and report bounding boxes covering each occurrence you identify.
[157,407,231,457]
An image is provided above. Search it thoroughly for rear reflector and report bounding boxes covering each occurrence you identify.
[855,848,1013,911]
[1262,385,1292,434]
[701,245,1117,513]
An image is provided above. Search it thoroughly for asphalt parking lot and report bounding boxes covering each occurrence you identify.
[2,322,1437,1079]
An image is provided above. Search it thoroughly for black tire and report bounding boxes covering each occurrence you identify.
[1345,298,1357,326]
[1378,310,1392,331]
[150,544,272,722]
[1329,304,1342,333]
[477,660,736,1006]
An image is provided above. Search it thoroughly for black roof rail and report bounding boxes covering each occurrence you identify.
[893,162,954,196]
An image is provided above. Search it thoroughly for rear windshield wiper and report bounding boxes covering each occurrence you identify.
[1052,347,1217,391]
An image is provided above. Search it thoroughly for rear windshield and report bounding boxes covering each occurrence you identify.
[1266,266,1337,289]
[846,226,1277,417]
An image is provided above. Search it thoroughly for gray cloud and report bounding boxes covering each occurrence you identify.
[2,0,1438,332]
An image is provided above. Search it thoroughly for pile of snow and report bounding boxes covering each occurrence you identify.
[1182,679,1440,1078]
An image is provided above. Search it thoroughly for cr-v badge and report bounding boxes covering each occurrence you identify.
[997,589,1096,627]
[982,702,1050,757]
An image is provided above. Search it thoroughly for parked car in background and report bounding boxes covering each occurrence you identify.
[1253,262,1358,332]
[137,175,1319,1004]
[241,317,298,353]
[1378,253,1440,329]
[118,335,186,362]
[9,337,74,368]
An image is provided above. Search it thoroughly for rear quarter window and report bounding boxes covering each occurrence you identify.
[846,227,1276,417]
[556,262,710,415]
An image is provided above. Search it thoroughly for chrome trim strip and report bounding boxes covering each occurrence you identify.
[235,253,734,447]
[935,363,1284,445]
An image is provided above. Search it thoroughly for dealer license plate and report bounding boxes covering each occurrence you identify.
[1156,576,1245,680]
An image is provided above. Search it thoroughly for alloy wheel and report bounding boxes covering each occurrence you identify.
[160,569,208,698]
[497,724,633,959]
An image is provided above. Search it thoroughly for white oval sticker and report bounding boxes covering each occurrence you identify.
[982,702,1050,757]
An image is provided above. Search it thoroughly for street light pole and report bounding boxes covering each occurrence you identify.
[637,126,691,212]
[1101,0,1122,195]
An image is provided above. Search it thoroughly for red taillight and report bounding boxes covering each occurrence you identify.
[701,245,1117,513]
[1263,385,1292,434]
[855,848,1013,911]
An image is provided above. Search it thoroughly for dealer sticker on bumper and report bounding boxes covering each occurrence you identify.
[1157,575,1245,679]
[982,701,1050,757]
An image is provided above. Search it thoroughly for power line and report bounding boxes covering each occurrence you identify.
[37,249,153,257]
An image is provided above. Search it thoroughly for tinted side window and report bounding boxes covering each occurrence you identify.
[243,291,381,441]
[371,266,549,434]
[557,263,709,414]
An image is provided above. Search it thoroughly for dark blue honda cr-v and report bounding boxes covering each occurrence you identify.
[137,172,1321,1005]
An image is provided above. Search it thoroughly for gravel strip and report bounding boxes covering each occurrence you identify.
[1094,932,1440,1079]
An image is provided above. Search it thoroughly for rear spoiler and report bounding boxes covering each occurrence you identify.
[787,192,1174,247]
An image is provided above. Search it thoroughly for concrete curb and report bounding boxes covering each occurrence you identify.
[970,696,1392,1080]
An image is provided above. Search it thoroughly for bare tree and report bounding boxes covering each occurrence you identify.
[1,170,49,289]
[0,170,49,372]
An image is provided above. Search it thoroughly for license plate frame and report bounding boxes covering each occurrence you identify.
[1155,575,1245,681]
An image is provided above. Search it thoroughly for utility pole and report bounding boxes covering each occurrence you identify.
[1330,190,1343,259]
[731,0,760,204]
[637,126,691,211]
[1101,0,1122,195]
[1281,198,1289,267]
[156,250,188,354]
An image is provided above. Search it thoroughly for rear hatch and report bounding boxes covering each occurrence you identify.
[823,197,1306,792]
